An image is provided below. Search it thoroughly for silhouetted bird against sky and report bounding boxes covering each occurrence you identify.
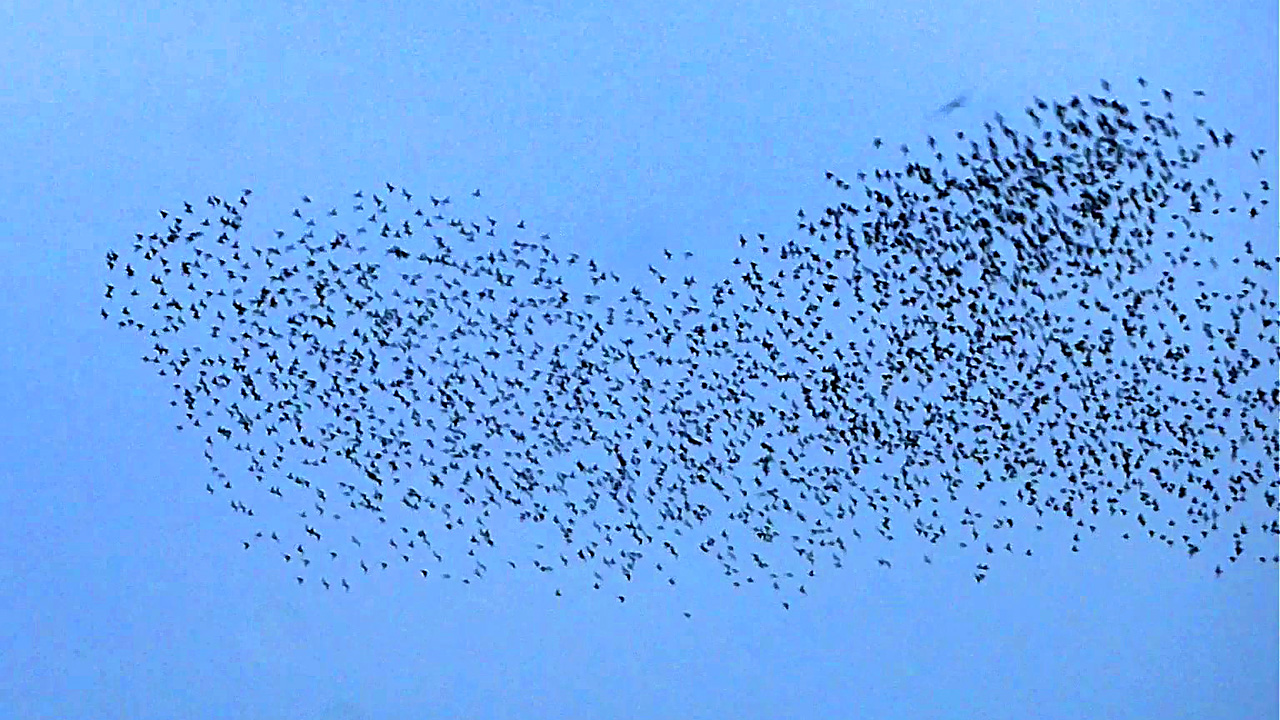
[102,79,1279,611]
[934,92,970,116]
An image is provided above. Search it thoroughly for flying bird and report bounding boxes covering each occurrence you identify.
[934,92,970,117]
[101,78,1278,610]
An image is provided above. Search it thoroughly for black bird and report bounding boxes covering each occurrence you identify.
[101,77,1278,606]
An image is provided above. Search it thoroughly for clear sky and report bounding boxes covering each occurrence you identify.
[1,1,1277,719]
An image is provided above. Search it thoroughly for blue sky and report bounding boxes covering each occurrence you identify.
[1,1,1277,719]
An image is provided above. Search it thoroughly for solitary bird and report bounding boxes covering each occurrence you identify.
[934,92,970,116]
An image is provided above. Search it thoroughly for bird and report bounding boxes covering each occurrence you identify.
[101,77,1278,608]
[934,92,970,116]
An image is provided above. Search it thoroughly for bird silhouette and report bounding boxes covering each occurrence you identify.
[934,92,971,117]
[102,79,1278,611]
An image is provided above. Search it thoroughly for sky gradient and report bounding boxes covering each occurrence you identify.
[1,2,1277,719]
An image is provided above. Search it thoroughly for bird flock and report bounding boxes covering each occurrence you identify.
[103,79,1278,606]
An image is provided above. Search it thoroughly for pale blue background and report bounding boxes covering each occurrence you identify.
[1,2,1277,719]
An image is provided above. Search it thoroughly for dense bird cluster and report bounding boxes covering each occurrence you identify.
[103,80,1278,606]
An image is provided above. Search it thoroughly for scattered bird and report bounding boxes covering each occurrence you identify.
[934,92,970,117]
